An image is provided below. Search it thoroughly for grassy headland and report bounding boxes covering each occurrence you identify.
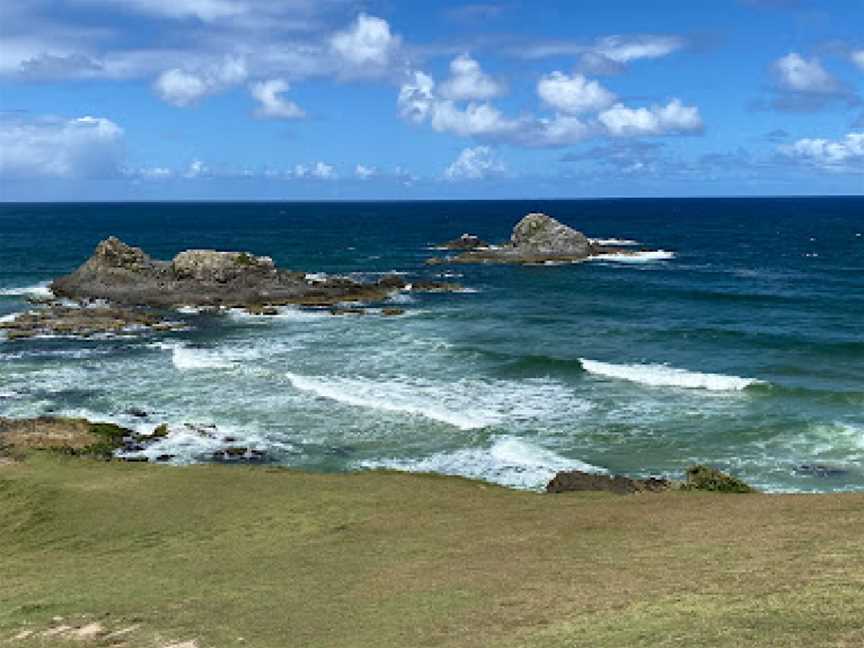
[1,454,863,647]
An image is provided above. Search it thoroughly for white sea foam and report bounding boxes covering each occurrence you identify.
[285,373,592,430]
[590,238,640,246]
[0,312,20,323]
[591,250,675,263]
[358,436,605,490]
[227,305,330,322]
[0,282,53,298]
[286,372,495,430]
[580,358,762,391]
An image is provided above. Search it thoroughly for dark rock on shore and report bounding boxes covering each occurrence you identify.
[428,213,649,265]
[0,305,183,340]
[546,470,671,495]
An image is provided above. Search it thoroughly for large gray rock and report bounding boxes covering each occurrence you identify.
[510,213,592,258]
[428,213,619,265]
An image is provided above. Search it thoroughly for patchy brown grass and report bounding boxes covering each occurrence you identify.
[1,454,863,648]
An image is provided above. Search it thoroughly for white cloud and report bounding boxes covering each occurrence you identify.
[524,115,591,147]
[355,164,377,179]
[330,14,400,70]
[537,72,616,114]
[773,52,838,93]
[398,70,517,138]
[599,99,703,136]
[250,79,305,119]
[439,54,504,101]
[444,146,505,180]
[184,159,210,178]
[154,56,247,106]
[780,131,864,171]
[852,50,864,71]
[0,115,124,178]
[87,0,247,22]
[517,34,685,64]
[292,161,336,179]
[594,35,685,63]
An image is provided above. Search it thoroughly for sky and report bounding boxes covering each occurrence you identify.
[0,0,862,201]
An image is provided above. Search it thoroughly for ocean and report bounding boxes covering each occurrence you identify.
[1,198,862,492]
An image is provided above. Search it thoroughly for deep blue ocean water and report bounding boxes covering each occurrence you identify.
[1,198,862,491]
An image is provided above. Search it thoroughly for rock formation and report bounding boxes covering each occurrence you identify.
[546,470,671,495]
[428,212,645,265]
[49,237,461,310]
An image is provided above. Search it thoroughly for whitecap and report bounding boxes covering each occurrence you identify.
[590,238,641,246]
[0,282,53,298]
[285,372,494,430]
[590,250,675,263]
[580,358,762,391]
[285,373,592,430]
[358,436,605,490]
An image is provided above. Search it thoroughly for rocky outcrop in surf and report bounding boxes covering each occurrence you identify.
[428,212,655,265]
[49,237,462,310]
[0,305,183,340]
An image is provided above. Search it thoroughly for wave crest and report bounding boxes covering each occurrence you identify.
[358,436,605,490]
[580,358,762,391]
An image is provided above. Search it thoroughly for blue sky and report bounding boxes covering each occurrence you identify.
[1,0,862,200]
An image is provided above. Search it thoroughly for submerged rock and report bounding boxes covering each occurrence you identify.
[546,470,671,495]
[428,213,651,265]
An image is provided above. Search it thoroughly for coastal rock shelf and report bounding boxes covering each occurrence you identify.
[50,236,459,309]
[0,305,183,340]
[0,236,465,340]
[428,212,660,265]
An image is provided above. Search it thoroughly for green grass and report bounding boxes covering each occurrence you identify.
[1,454,863,647]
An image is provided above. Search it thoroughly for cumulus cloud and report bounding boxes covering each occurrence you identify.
[0,115,125,178]
[292,161,336,179]
[444,146,505,180]
[773,53,839,93]
[537,72,616,114]
[598,99,703,136]
[399,68,701,147]
[250,79,305,119]
[397,70,518,138]
[330,14,400,71]
[779,131,864,172]
[355,164,377,179]
[439,54,504,101]
[154,56,247,106]
[768,52,858,111]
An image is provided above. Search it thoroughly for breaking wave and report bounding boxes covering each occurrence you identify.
[358,436,606,490]
[579,358,763,391]
[591,250,676,263]
[0,282,53,298]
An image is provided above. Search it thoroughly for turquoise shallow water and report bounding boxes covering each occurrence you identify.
[1,198,862,491]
